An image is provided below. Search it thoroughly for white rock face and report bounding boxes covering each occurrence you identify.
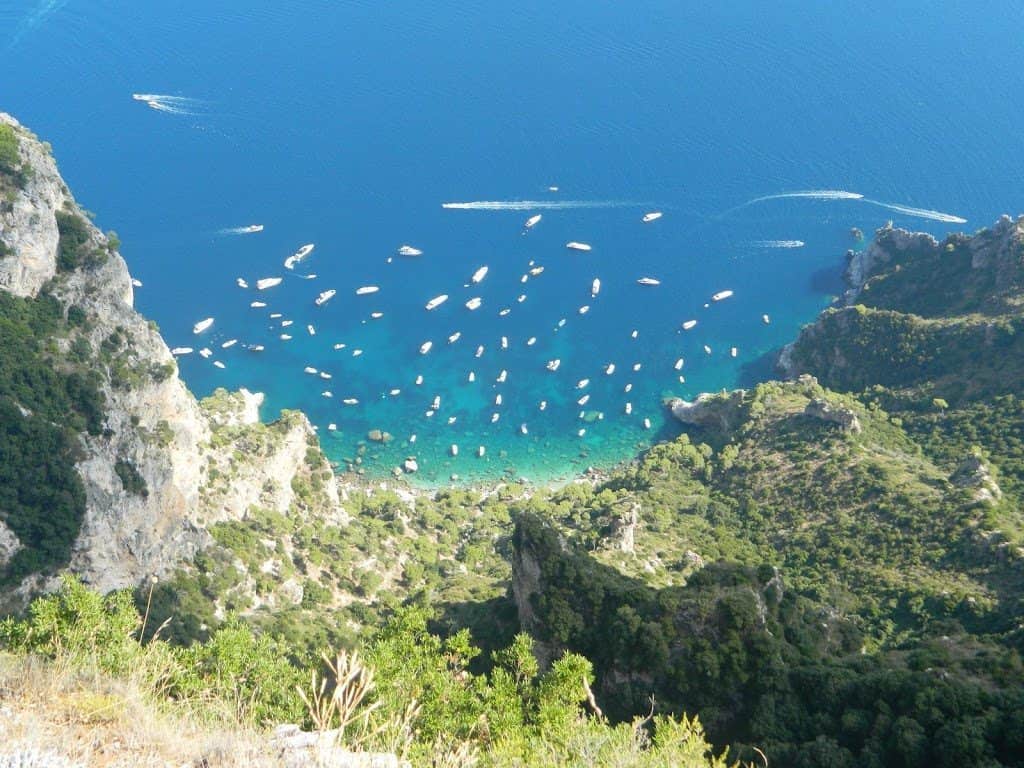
[0,520,22,569]
[0,113,343,602]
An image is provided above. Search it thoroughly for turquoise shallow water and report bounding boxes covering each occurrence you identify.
[3,0,1023,484]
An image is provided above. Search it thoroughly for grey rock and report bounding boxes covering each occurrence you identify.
[804,397,862,433]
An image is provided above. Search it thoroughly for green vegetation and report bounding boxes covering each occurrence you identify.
[0,123,25,201]
[0,290,105,584]
[0,578,733,767]
[56,209,107,272]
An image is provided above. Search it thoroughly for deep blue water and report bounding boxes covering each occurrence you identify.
[3,0,1023,484]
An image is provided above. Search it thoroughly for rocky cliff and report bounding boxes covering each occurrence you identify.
[0,113,343,606]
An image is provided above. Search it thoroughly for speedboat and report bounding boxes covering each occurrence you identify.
[576,378,590,389]
[236,278,248,288]
[526,336,537,346]
[356,286,380,295]
[304,366,318,375]
[420,341,433,355]
[591,278,601,297]
[307,325,316,336]
[529,266,545,276]
[471,266,489,284]
[192,318,214,334]
[499,308,511,316]
[425,294,448,311]
[578,305,590,315]
[256,277,282,290]
[199,348,212,358]
[370,311,383,319]
[465,297,482,310]
[546,359,561,372]
[762,314,771,324]
[250,301,267,308]
[682,320,698,330]
[315,289,336,306]
[398,245,423,257]
[448,332,461,344]
[213,361,226,369]
[674,358,684,370]
[221,339,237,349]
[501,336,509,349]
[605,363,615,375]
[712,290,734,301]
[320,372,332,380]
[524,214,542,229]
[343,398,359,405]
[731,347,738,357]
[566,242,592,252]
[642,212,663,223]
[475,345,484,358]
[637,277,661,286]
[240,224,263,234]
[171,347,193,356]
[625,402,633,415]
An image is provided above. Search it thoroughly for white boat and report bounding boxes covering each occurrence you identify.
[356,286,380,295]
[333,343,347,350]
[578,394,590,406]
[343,398,359,405]
[682,320,698,330]
[495,394,503,406]
[557,318,566,327]
[477,446,486,458]
[315,289,336,306]
[546,359,561,372]
[637,277,661,286]
[576,379,590,389]
[605,364,615,375]
[432,395,441,410]
[516,294,526,303]
[643,418,651,429]
[199,348,212,358]
[465,297,482,310]
[526,337,537,346]
[319,372,332,379]
[566,242,592,252]
[491,413,500,423]
[285,244,314,269]
[450,444,459,457]
[322,391,333,398]
[281,319,294,327]
[307,325,316,336]
[731,347,738,358]
[712,290,734,301]
[370,312,383,319]
[499,308,511,316]
[703,345,712,354]
[415,375,424,385]
[642,211,663,223]
[497,369,507,383]
[236,277,248,289]
[221,339,238,349]
[250,345,265,352]
[578,305,590,315]
[301,273,318,280]
[529,266,545,276]
[448,332,461,344]
[633,363,642,372]
[468,371,476,382]
[213,361,226,369]
[447,416,457,425]
[398,245,423,257]
[524,214,542,229]
[171,347,193,356]
[501,336,509,349]
[520,274,529,284]
[631,330,639,339]
[280,334,293,340]
[762,314,771,324]
[549,186,559,192]
[471,266,489,284]
[250,301,267,308]
[192,318,214,334]
[304,366,318,375]
[238,224,263,234]
[624,383,633,393]
[256,277,283,290]
[520,424,529,435]
[674,358,684,370]
[352,349,363,357]
[131,278,143,288]
[327,423,337,431]
[475,345,484,358]
[625,403,633,415]
[420,341,433,355]
[539,401,547,411]
[425,294,449,311]
[577,428,586,437]
[591,278,601,297]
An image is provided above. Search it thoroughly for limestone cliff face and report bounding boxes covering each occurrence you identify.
[0,113,342,602]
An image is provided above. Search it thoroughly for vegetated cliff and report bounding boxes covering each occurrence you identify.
[507,220,1024,765]
[0,113,346,609]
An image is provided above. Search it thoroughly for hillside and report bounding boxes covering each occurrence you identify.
[3,113,1024,766]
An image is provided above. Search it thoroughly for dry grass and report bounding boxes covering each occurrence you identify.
[0,652,278,768]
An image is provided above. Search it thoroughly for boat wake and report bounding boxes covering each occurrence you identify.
[751,239,805,248]
[131,93,204,116]
[442,200,639,211]
[218,225,264,235]
[6,0,68,49]
[746,190,864,204]
[862,199,967,224]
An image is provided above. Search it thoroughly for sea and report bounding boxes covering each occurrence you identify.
[2,0,1023,485]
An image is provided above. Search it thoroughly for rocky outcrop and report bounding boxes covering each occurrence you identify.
[606,503,639,554]
[0,521,22,569]
[0,112,344,603]
[843,222,939,304]
[665,390,745,432]
[950,453,1002,506]
[803,397,862,433]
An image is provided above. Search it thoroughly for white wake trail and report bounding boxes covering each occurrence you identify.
[442,200,638,211]
[132,93,204,116]
[7,0,69,49]
[747,190,864,204]
[752,240,805,248]
[862,199,967,224]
